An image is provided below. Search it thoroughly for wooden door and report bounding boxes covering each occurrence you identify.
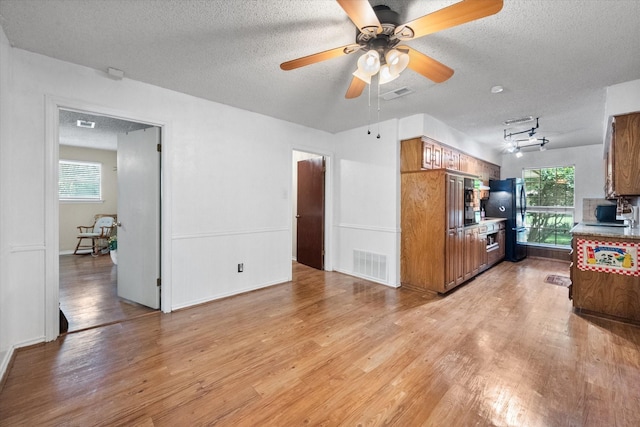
[296,158,325,270]
[117,128,161,309]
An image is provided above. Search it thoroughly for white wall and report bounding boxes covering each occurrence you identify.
[500,145,605,223]
[0,22,11,375]
[59,146,118,253]
[0,40,334,358]
[400,113,502,165]
[605,79,640,119]
[333,119,401,286]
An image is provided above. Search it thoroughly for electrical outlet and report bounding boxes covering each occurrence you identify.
[238,263,243,273]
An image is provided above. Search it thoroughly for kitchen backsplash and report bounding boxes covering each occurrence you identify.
[582,197,639,222]
[582,198,616,222]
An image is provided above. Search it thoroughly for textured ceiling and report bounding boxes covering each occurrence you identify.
[1,0,639,153]
[59,110,153,151]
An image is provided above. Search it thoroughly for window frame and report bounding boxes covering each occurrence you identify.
[58,159,103,202]
[522,165,575,248]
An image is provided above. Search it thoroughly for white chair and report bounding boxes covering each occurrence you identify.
[73,215,116,256]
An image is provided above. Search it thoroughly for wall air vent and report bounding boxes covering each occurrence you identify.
[353,249,388,283]
[503,116,534,126]
[76,120,95,129]
[380,87,413,101]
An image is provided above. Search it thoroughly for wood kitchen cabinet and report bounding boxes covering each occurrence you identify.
[605,112,640,197]
[400,137,500,182]
[422,138,443,169]
[400,137,423,173]
[402,170,465,292]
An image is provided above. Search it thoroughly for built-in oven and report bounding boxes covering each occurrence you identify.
[464,178,481,225]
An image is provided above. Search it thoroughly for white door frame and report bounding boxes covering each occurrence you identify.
[44,96,173,341]
[291,146,333,273]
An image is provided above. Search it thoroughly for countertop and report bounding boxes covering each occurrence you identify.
[570,222,640,240]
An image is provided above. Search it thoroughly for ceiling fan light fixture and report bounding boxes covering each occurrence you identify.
[386,49,409,75]
[357,50,380,76]
[515,148,523,158]
[352,68,372,84]
[378,64,399,85]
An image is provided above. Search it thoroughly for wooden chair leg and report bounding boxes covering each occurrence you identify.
[74,238,83,255]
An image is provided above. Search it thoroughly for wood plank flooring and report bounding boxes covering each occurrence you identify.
[59,254,157,332]
[2,259,640,426]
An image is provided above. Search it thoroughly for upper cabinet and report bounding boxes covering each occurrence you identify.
[400,136,500,182]
[605,112,640,197]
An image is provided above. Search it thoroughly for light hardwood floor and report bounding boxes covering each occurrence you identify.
[59,254,157,332]
[2,259,639,426]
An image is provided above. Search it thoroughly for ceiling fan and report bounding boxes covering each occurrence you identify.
[280,0,504,99]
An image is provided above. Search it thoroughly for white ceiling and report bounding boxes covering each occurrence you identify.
[1,0,639,153]
[59,110,153,151]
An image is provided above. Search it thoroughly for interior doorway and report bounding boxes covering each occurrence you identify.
[292,150,326,270]
[58,109,160,332]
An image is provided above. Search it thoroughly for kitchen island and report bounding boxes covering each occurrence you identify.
[570,223,640,324]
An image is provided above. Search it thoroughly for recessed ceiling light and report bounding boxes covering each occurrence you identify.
[77,120,95,129]
[490,85,504,94]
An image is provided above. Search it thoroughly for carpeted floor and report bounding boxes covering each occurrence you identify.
[544,274,572,287]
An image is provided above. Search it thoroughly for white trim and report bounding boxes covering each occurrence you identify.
[337,223,400,234]
[173,226,289,241]
[171,277,289,311]
[44,95,173,342]
[9,244,46,253]
[0,335,47,381]
[333,268,400,288]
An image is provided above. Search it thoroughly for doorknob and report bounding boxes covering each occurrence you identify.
[295,215,300,218]
[116,222,122,227]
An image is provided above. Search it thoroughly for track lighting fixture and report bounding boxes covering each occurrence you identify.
[503,118,550,155]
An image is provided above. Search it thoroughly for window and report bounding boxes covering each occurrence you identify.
[59,160,102,201]
[523,166,575,247]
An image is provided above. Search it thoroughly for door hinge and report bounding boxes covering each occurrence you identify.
[157,143,162,152]
[157,278,161,287]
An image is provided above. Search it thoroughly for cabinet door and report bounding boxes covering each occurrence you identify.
[612,114,640,195]
[446,174,464,229]
[479,232,488,271]
[432,144,443,169]
[400,138,424,172]
[464,228,475,281]
[422,141,434,169]
[445,229,457,289]
[498,229,506,258]
[451,151,460,171]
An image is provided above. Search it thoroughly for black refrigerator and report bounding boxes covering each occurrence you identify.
[485,178,527,262]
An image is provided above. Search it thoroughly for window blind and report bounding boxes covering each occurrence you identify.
[59,160,102,200]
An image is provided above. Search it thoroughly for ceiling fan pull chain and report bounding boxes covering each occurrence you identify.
[376,78,381,139]
[367,81,371,135]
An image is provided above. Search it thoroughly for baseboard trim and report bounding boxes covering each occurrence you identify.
[0,347,15,391]
[334,268,400,288]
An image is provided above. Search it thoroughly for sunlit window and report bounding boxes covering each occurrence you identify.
[523,166,575,247]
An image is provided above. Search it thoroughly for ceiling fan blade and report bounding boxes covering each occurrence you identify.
[345,76,367,99]
[395,0,503,40]
[400,46,454,83]
[336,0,382,35]
[280,44,360,70]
